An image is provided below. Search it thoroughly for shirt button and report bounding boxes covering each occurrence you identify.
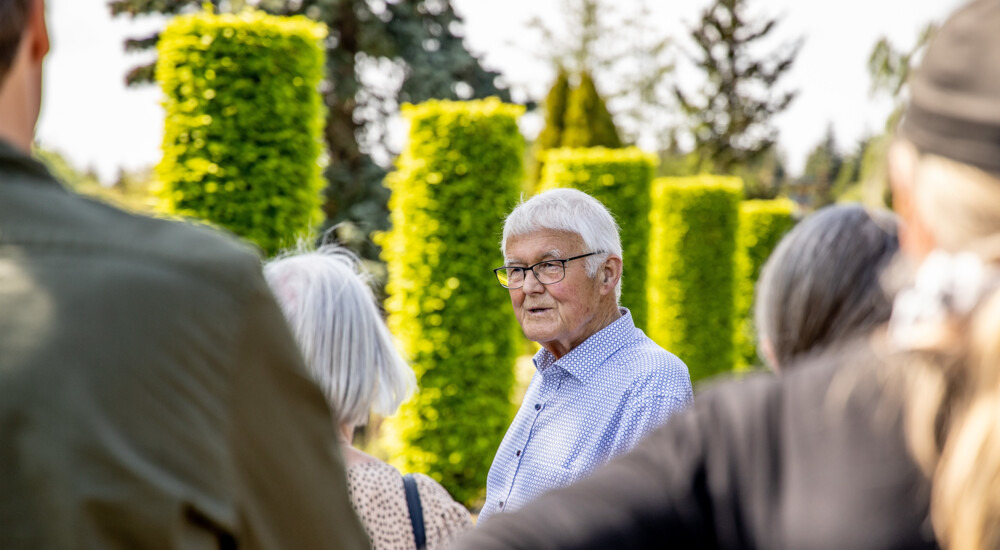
[516,450,521,456]
[499,501,504,508]
[534,403,541,410]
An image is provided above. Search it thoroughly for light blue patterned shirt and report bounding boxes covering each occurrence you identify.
[479,308,692,522]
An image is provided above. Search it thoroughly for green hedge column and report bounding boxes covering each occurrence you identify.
[377,98,524,507]
[157,11,327,256]
[539,147,657,330]
[735,199,797,370]
[647,176,742,382]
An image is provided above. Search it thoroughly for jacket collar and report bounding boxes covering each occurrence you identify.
[0,139,60,184]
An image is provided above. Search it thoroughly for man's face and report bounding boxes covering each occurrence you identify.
[504,229,608,358]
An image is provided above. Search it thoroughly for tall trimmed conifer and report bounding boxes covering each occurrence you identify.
[530,68,571,185]
[562,71,623,148]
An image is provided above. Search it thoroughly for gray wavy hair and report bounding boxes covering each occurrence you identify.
[755,204,899,370]
[264,245,415,427]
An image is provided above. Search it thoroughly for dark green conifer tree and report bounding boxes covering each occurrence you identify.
[561,71,622,149]
[535,69,571,152]
[530,68,570,185]
[800,125,843,209]
[674,0,801,178]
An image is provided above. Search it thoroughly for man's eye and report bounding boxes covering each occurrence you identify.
[538,262,562,271]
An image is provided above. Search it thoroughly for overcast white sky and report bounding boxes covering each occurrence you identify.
[36,0,964,182]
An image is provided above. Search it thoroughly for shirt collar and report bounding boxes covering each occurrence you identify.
[0,140,60,184]
[532,307,635,382]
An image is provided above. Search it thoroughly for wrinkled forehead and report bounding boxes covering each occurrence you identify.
[503,229,584,263]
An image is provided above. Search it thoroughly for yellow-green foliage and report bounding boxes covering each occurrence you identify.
[156,10,327,256]
[539,147,657,330]
[377,98,524,507]
[648,176,742,382]
[734,199,796,370]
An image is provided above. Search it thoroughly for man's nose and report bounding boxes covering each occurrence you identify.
[521,268,546,294]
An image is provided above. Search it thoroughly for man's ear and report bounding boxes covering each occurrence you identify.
[28,0,49,61]
[599,255,622,295]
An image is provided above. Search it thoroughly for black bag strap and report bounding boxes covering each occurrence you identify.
[402,473,426,550]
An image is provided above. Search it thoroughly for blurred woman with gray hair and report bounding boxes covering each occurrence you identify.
[755,204,900,371]
[265,246,472,550]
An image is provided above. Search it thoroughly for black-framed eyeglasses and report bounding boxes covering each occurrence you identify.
[493,252,604,289]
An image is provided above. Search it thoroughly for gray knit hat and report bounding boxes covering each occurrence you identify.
[899,0,1000,176]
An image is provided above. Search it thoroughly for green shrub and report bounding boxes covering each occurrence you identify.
[734,199,797,370]
[376,98,524,507]
[156,10,327,256]
[539,147,657,330]
[647,176,742,382]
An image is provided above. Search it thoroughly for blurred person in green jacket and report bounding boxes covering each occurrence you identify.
[0,1,368,548]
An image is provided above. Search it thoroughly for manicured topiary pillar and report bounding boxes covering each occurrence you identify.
[377,98,524,507]
[734,199,797,370]
[647,176,742,382]
[157,10,327,256]
[539,147,657,330]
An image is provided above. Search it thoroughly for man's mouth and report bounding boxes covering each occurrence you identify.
[526,306,551,314]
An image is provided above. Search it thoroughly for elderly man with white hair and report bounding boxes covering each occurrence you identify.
[478,188,692,522]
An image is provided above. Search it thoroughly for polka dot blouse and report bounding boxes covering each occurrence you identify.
[346,461,472,550]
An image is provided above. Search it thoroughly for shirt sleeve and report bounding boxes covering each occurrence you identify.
[229,269,369,550]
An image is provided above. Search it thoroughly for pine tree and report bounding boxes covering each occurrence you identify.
[868,23,937,130]
[531,68,623,188]
[860,24,936,208]
[736,146,787,200]
[536,69,571,152]
[800,125,843,209]
[108,0,512,255]
[674,0,801,176]
[530,68,571,184]
[561,71,622,148]
[527,0,675,149]
[829,136,869,201]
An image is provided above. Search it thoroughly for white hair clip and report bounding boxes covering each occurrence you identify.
[888,251,991,350]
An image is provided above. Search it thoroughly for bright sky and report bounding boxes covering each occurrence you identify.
[36,0,965,182]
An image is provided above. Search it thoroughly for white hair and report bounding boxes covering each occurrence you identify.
[501,188,623,300]
[264,245,415,427]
